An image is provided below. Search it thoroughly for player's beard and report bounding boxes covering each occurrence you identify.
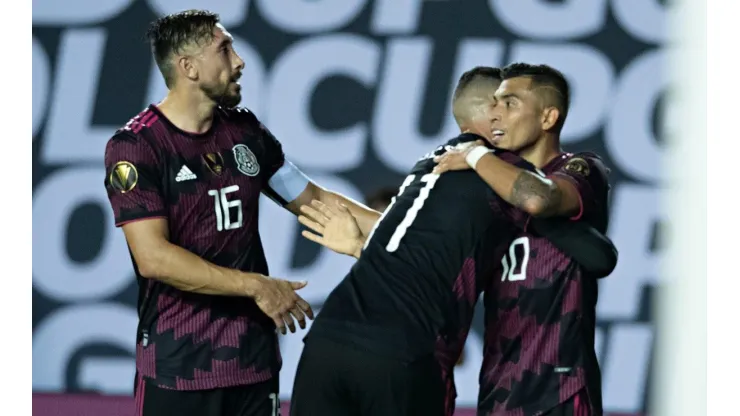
[202,80,241,109]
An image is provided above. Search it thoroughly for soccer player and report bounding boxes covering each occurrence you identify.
[289,67,616,416]
[104,10,379,416]
[434,63,611,415]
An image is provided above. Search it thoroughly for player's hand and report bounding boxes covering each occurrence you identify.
[298,200,364,258]
[252,276,314,334]
[433,140,487,174]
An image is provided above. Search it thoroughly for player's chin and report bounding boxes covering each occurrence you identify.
[221,91,242,108]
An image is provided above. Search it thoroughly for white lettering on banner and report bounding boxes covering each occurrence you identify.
[605,50,666,183]
[267,35,379,171]
[33,37,50,139]
[32,0,134,25]
[42,29,112,164]
[611,0,667,44]
[373,38,505,172]
[28,1,667,410]
[598,185,660,320]
[147,0,250,27]
[33,168,133,301]
[508,42,615,145]
[371,0,424,34]
[601,324,653,413]
[488,0,608,40]
[32,304,138,392]
[256,0,366,34]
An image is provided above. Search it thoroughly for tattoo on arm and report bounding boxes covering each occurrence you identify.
[510,171,562,215]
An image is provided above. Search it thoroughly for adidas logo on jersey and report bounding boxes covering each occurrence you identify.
[176,165,197,182]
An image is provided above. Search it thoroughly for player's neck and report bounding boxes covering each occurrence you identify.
[157,88,217,134]
[517,134,562,168]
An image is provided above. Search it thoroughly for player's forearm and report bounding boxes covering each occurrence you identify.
[137,242,263,297]
[316,189,381,236]
[529,218,617,278]
[475,153,561,217]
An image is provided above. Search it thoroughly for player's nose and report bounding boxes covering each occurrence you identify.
[233,53,245,72]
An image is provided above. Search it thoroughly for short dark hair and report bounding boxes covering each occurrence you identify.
[500,63,570,132]
[146,10,220,88]
[453,66,502,102]
[451,66,501,125]
[365,187,397,212]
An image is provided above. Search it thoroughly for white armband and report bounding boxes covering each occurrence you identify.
[267,159,311,202]
[465,146,491,169]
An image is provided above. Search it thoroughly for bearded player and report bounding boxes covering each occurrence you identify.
[435,63,611,415]
[104,10,379,416]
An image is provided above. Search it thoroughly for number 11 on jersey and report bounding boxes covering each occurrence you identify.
[363,173,440,253]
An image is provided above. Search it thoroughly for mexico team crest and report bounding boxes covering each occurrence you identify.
[232,144,260,176]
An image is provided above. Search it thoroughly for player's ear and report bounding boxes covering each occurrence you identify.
[177,55,198,81]
[541,106,560,131]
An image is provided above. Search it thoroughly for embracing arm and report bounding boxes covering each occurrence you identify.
[467,151,581,218]
[528,218,618,278]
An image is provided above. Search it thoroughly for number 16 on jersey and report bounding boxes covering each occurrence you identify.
[363,173,440,253]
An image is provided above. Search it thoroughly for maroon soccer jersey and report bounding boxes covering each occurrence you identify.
[478,152,610,416]
[104,105,285,390]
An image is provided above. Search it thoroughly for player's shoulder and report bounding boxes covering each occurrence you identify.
[217,106,260,126]
[105,110,162,163]
[560,151,610,181]
[114,106,162,137]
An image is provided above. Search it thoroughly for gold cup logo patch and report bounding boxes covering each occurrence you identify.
[110,161,138,193]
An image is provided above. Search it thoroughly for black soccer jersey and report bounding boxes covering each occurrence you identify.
[104,105,285,390]
[308,133,534,361]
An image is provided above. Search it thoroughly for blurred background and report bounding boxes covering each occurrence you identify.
[32,0,667,415]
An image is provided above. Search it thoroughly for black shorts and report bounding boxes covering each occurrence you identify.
[290,337,446,416]
[133,373,280,416]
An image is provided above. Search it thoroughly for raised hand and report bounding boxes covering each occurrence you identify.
[252,276,314,334]
[298,200,364,258]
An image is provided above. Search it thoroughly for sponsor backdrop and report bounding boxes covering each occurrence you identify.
[32,0,667,414]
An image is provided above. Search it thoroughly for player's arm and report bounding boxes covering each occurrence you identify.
[286,181,380,237]
[254,117,381,235]
[122,218,267,296]
[105,132,311,333]
[528,218,618,278]
[467,150,580,218]
[435,144,586,218]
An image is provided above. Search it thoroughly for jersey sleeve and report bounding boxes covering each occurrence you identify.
[253,115,285,181]
[104,132,167,227]
[528,218,618,278]
[549,153,610,221]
